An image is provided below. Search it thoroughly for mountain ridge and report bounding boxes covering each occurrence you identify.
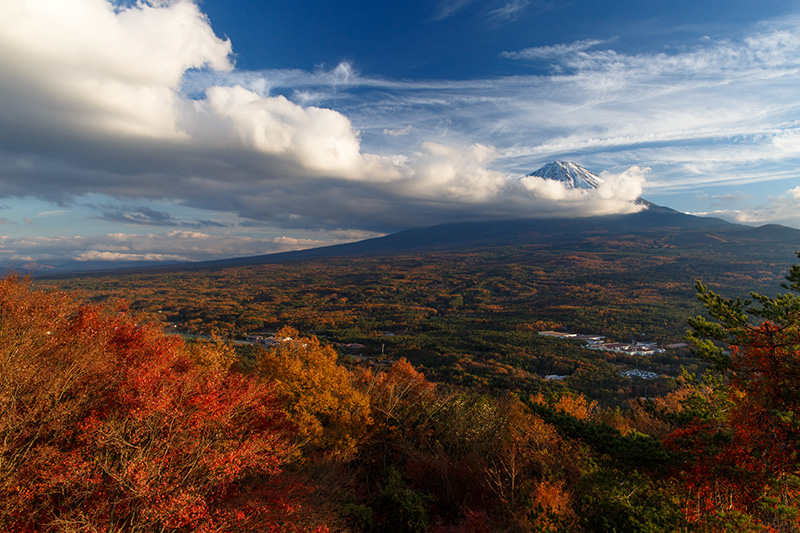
[32,202,800,278]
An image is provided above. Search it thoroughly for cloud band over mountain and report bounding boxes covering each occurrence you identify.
[0,1,644,237]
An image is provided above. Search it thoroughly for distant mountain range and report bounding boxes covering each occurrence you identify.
[8,259,181,275]
[195,202,797,266]
[28,200,799,278]
[18,161,800,277]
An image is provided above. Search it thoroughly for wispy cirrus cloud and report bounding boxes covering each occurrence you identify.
[434,0,546,23]
[489,0,531,22]
[432,0,476,21]
[501,38,608,60]
[501,26,800,74]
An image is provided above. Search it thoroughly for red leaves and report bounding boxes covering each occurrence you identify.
[0,275,326,532]
[665,318,800,530]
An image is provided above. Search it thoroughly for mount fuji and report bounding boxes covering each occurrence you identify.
[526,161,603,189]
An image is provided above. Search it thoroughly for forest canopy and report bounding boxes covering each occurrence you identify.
[3,251,800,531]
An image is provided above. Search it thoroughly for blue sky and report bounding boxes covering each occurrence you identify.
[1,0,799,265]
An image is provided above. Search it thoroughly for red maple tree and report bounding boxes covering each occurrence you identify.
[0,275,327,532]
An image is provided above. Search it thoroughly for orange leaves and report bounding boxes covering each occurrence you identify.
[367,358,436,417]
[551,393,598,421]
[358,358,441,456]
[531,479,576,530]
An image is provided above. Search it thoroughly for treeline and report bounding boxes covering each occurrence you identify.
[5,261,800,531]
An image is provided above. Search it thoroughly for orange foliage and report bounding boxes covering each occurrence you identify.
[358,358,439,456]
[530,392,597,421]
[553,393,597,421]
[531,480,576,530]
[367,358,436,409]
[611,388,692,437]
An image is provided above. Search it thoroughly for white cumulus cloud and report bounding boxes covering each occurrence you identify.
[0,0,232,139]
[0,0,646,241]
[519,166,646,215]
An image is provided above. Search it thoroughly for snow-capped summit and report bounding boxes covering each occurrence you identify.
[526,161,603,189]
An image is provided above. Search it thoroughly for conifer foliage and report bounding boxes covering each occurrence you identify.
[0,275,321,532]
[669,254,800,531]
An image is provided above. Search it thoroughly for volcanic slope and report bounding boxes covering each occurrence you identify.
[165,203,799,272]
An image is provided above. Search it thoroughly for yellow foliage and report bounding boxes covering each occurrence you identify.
[257,327,371,460]
[183,337,238,373]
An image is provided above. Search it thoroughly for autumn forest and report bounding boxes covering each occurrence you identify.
[4,239,800,531]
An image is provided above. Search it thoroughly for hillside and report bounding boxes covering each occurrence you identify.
[165,203,792,269]
[33,203,800,278]
[41,208,800,406]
